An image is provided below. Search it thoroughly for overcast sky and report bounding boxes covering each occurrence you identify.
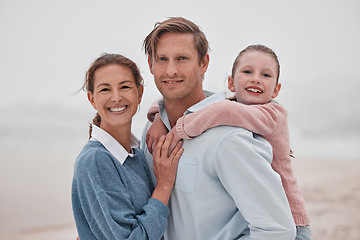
[1,0,359,157]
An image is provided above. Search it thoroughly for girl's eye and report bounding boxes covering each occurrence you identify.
[263,73,271,78]
[243,70,252,74]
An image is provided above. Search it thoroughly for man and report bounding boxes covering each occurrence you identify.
[141,17,296,240]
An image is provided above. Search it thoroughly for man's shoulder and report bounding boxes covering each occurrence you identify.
[200,125,253,138]
[196,126,272,152]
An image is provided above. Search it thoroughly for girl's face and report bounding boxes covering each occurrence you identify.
[87,64,143,132]
[228,51,281,105]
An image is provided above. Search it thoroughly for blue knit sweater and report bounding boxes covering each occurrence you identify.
[72,140,169,240]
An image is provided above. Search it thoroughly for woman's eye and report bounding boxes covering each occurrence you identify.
[100,88,110,92]
[121,85,131,89]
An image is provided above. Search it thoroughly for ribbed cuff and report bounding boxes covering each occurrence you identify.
[176,116,192,140]
[293,212,311,226]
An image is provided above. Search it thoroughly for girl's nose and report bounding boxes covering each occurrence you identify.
[251,75,261,84]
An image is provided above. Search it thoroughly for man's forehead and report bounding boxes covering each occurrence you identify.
[155,33,196,55]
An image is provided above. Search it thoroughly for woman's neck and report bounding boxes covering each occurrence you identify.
[100,123,132,153]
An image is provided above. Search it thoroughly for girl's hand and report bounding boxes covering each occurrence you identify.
[146,114,168,154]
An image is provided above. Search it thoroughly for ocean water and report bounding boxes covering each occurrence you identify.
[1,102,360,158]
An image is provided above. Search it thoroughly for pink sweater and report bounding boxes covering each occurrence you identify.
[147,99,310,226]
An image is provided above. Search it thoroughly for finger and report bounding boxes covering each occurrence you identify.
[172,146,184,164]
[152,139,159,155]
[162,132,174,157]
[155,135,166,158]
[148,138,154,154]
[146,133,152,153]
[169,140,183,160]
[168,138,180,157]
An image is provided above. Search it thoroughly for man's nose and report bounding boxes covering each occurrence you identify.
[165,60,178,76]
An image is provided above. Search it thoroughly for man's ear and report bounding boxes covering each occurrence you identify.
[271,83,281,98]
[200,54,210,74]
[147,56,153,74]
[87,91,97,110]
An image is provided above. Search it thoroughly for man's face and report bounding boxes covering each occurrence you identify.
[148,32,208,103]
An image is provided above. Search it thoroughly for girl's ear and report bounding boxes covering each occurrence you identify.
[227,76,236,92]
[271,83,281,98]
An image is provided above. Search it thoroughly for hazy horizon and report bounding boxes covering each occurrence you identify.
[1,0,360,158]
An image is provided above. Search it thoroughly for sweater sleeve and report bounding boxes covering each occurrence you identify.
[72,149,169,240]
[176,100,287,139]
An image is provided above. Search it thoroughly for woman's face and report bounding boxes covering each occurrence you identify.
[87,64,143,132]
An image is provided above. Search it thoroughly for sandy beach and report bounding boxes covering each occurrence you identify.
[1,154,359,240]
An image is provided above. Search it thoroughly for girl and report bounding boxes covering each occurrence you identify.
[72,53,183,240]
[146,45,312,240]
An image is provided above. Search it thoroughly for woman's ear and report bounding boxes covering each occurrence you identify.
[227,76,236,92]
[138,85,144,104]
[87,91,97,110]
[271,83,281,98]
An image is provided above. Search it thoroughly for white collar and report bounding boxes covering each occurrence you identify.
[90,124,140,164]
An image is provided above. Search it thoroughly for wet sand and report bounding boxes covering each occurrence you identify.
[1,154,359,240]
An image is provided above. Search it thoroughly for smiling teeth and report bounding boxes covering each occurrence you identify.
[109,106,126,112]
[246,88,263,93]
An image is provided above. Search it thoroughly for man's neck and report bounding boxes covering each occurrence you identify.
[164,91,206,127]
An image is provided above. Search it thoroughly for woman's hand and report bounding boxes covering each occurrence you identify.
[151,132,183,205]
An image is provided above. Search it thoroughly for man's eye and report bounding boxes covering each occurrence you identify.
[159,57,167,61]
[178,56,187,60]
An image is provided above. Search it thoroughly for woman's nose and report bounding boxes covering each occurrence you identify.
[111,90,122,102]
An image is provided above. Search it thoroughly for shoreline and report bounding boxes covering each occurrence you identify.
[1,155,359,240]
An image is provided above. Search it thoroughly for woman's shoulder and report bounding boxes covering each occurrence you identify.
[75,141,114,170]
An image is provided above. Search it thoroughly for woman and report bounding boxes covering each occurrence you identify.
[72,53,183,240]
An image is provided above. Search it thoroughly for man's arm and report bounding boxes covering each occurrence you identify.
[215,130,296,239]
